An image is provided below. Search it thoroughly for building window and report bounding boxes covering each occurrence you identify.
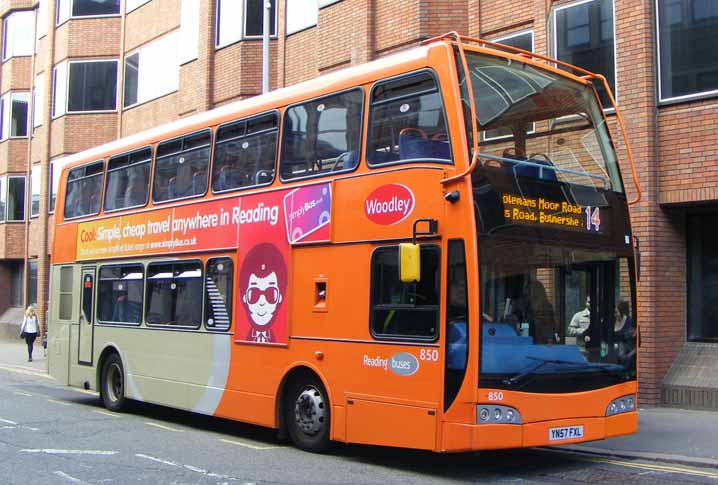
[97,264,144,324]
[104,147,151,211]
[49,161,57,213]
[0,176,5,220]
[123,32,179,108]
[216,0,277,48]
[10,261,24,307]
[52,62,68,118]
[212,111,278,192]
[179,0,199,64]
[37,0,48,39]
[31,165,40,217]
[280,89,363,180]
[553,0,616,108]
[33,74,45,128]
[146,261,203,327]
[153,130,211,203]
[0,92,29,139]
[126,0,151,12]
[68,60,118,112]
[657,0,718,101]
[27,259,38,306]
[370,245,441,340]
[286,0,317,35]
[57,0,121,25]
[7,176,26,222]
[2,10,34,60]
[688,213,718,341]
[64,160,104,219]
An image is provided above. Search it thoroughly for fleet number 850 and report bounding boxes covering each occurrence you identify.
[488,392,504,401]
[419,349,439,361]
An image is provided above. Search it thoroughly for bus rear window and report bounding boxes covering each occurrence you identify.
[280,89,363,180]
[370,245,440,340]
[153,130,211,203]
[367,71,451,166]
[64,160,104,219]
[212,112,278,192]
[146,261,203,327]
[104,147,151,211]
[97,264,144,325]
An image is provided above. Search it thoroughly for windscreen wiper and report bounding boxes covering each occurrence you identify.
[502,356,620,389]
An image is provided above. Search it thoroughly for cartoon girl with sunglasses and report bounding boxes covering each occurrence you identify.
[240,243,287,343]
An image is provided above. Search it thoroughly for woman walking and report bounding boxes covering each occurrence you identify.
[20,306,41,362]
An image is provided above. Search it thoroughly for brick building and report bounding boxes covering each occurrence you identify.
[0,0,715,407]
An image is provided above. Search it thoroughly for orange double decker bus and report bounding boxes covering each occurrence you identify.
[48,33,641,452]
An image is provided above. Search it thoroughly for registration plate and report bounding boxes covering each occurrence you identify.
[549,425,584,441]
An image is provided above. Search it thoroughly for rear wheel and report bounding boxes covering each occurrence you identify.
[285,375,331,452]
[101,353,127,412]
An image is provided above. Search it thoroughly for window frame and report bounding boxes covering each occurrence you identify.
[243,0,278,39]
[368,244,442,342]
[63,159,105,221]
[0,91,30,140]
[655,0,718,104]
[152,128,212,204]
[96,262,145,326]
[145,259,204,329]
[204,256,233,331]
[215,0,278,49]
[66,59,120,114]
[30,164,40,218]
[56,0,122,26]
[103,146,152,213]
[211,110,279,194]
[2,10,34,60]
[6,174,26,222]
[366,68,453,169]
[551,0,618,110]
[279,86,365,183]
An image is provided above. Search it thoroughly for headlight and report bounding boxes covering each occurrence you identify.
[476,405,522,424]
[606,394,637,416]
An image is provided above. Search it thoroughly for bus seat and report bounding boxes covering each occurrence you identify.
[369,150,399,164]
[399,128,450,160]
[255,169,273,185]
[167,176,177,199]
[192,170,207,195]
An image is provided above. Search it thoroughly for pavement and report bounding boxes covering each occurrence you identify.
[0,337,716,469]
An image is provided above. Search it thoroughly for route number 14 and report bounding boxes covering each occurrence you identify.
[585,206,601,232]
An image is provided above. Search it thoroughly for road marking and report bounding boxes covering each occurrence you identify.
[93,410,120,418]
[135,453,236,480]
[541,448,718,479]
[0,418,18,425]
[68,388,98,396]
[0,364,53,379]
[13,391,32,397]
[588,456,718,479]
[54,471,91,485]
[145,421,183,432]
[21,449,118,455]
[218,438,282,450]
[48,399,72,406]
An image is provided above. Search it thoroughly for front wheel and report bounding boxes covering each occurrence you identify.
[101,353,127,412]
[285,375,331,452]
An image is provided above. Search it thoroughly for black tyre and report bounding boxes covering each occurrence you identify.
[285,375,331,452]
[101,353,127,412]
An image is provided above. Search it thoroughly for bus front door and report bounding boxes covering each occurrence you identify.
[78,267,95,366]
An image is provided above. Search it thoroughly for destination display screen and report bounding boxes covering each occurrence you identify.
[501,194,603,234]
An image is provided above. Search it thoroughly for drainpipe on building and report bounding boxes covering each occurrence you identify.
[24,9,39,312]
[262,0,270,94]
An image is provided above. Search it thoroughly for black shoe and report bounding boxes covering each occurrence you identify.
[29,357,32,362]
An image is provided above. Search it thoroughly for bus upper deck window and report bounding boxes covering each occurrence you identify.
[104,147,151,211]
[367,71,451,166]
[212,112,278,193]
[279,88,363,181]
[64,160,104,219]
[153,130,211,203]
